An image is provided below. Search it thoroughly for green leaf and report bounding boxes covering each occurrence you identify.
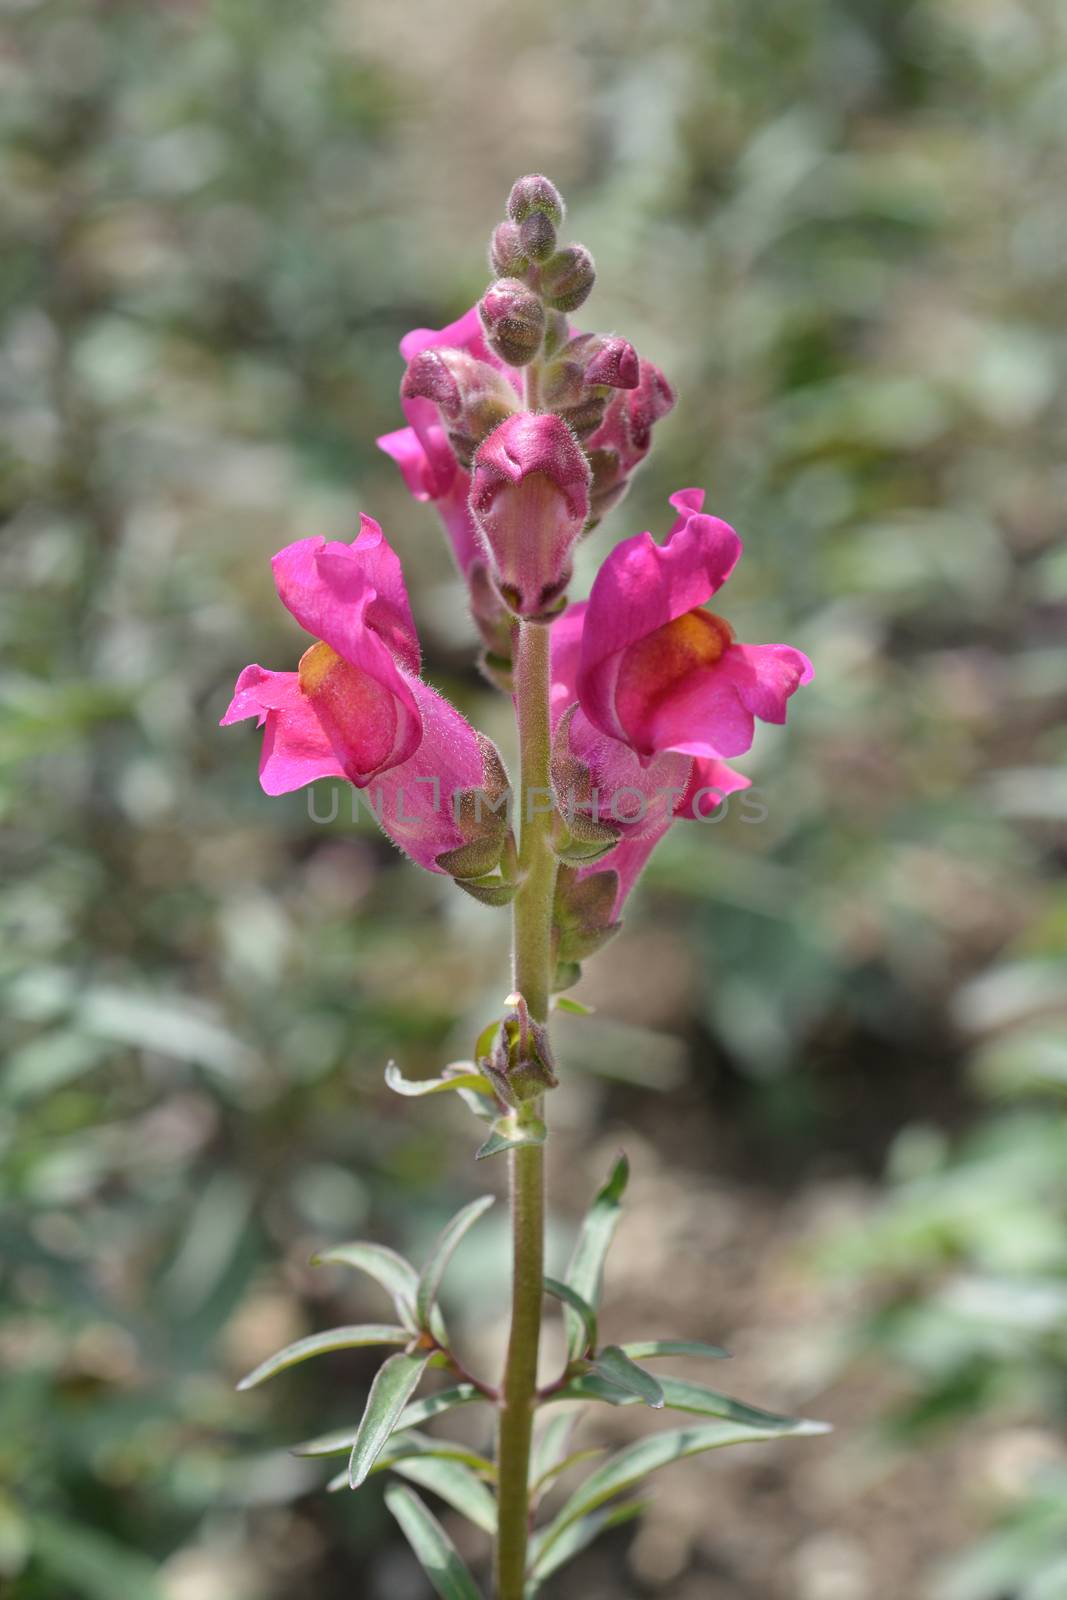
[528,1412,576,1492]
[386,1061,492,1098]
[380,1431,496,1477]
[618,1339,730,1362]
[390,1456,497,1535]
[591,1346,664,1408]
[475,1116,547,1161]
[527,1499,645,1590]
[385,1484,484,1600]
[553,996,596,1016]
[550,1372,811,1430]
[398,1384,486,1432]
[311,1241,420,1328]
[322,1427,494,1479]
[236,1325,410,1391]
[415,1195,494,1332]
[530,1447,606,1502]
[537,1419,830,1561]
[296,1388,487,1466]
[544,1277,597,1355]
[348,1352,432,1488]
[564,1152,628,1360]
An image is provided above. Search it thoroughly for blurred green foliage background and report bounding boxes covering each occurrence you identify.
[2,0,1065,1596]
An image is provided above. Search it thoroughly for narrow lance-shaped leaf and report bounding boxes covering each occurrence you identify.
[295,1384,485,1457]
[544,1276,597,1355]
[311,1241,420,1329]
[348,1351,432,1488]
[527,1499,645,1591]
[528,1411,576,1492]
[386,1061,493,1098]
[538,1419,831,1562]
[389,1455,497,1535]
[591,1345,664,1409]
[327,1429,496,1488]
[385,1483,484,1600]
[236,1325,409,1391]
[530,1446,606,1502]
[564,1152,628,1360]
[415,1195,494,1333]
[619,1339,730,1362]
[549,1372,806,1430]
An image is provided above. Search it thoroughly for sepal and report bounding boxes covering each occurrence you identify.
[435,733,518,900]
[478,992,559,1107]
[552,865,622,964]
[550,809,621,866]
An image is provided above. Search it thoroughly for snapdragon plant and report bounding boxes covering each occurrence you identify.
[224,174,824,1599]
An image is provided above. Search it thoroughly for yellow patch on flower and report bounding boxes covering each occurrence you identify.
[298,640,397,775]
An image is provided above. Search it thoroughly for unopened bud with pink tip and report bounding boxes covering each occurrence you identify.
[542,333,640,440]
[470,411,591,619]
[479,277,546,367]
[585,357,676,524]
[401,347,517,470]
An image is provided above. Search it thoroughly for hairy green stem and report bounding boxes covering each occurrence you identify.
[495,615,557,1598]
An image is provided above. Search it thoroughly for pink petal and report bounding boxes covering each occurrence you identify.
[434,470,482,576]
[221,665,346,796]
[667,487,705,533]
[675,756,751,818]
[549,601,587,728]
[399,305,496,367]
[377,427,434,501]
[578,509,742,743]
[644,643,813,760]
[272,523,421,680]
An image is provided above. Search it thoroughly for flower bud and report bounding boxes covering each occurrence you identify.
[489,220,528,278]
[401,347,518,470]
[506,173,565,228]
[470,412,591,619]
[479,277,546,368]
[480,993,558,1108]
[519,209,556,264]
[540,245,595,314]
[542,334,640,440]
[584,358,677,525]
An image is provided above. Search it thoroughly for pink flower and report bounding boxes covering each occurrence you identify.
[549,489,811,923]
[221,516,507,874]
[577,489,813,761]
[377,305,513,577]
[470,412,590,618]
[584,357,676,523]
